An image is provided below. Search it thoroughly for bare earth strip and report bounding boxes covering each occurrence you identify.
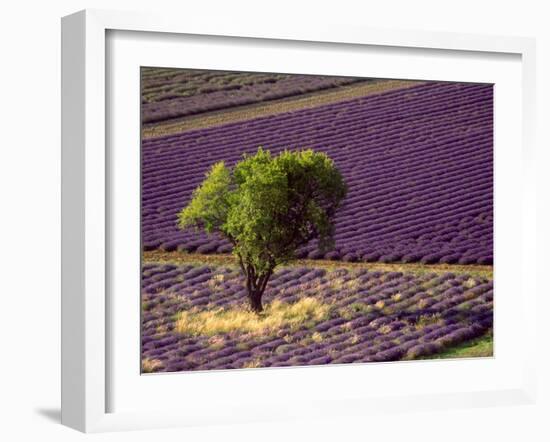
[143,251,493,279]
[142,79,426,139]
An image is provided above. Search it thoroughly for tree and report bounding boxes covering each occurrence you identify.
[178,148,347,313]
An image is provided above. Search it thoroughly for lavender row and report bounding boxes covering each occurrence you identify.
[141,263,493,372]
[141,82,493,264]
[141,67,365,124]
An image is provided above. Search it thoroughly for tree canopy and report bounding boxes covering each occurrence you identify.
[179,147,347,312]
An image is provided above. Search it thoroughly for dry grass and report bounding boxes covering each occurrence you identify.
[338,302,373,320]
[143,251,494,279]
[392,293,403,302]
[207,274,225,289]
[175,297,330,336]
[375,300,386,310]
[330,278,359,291]
[242,359,263,369]
[155,324,170,335]
[349,334,361,344]
[207,335,226,350]
[415,313,444,330]
[298,331,325,346]
[282,334,294,343]
[417,298,431,309]
[311,332,324,343]
[142,358,163,373]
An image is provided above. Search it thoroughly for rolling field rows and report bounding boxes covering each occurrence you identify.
[141,82,493,265]
[142,80,424,139]
[141,263,493,372]
[141,67,366,124]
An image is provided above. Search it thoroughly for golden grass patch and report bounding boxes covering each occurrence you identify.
[311,332,323,343]
[142,358,163,373]
[282,334,294,343]
[349,334,361,344]
[175,297,330,336]
[391,293,403,302]
[375,300,386,310]
[242,359,263,369]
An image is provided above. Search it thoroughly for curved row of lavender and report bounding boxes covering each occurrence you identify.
[141,263,492,372]
[141,67,365,124]
[142,82,493,265]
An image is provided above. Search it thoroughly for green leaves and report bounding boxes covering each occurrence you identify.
[178,161,232,234]
[178,147,347,309]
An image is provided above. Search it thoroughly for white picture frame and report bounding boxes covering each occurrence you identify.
[61,9,538,433]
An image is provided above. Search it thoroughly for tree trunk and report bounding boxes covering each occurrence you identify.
[246,269,273,314]
[248,289,263,313]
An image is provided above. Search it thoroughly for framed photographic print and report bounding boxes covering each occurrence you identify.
[61,9,538,433]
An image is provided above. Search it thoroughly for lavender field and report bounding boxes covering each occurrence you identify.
[141,262,492,372]
[141,67,366,124]
[142,82,493,265]
[141,69,494,372]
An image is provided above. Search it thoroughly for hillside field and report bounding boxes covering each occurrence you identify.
[140,69,494,373]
